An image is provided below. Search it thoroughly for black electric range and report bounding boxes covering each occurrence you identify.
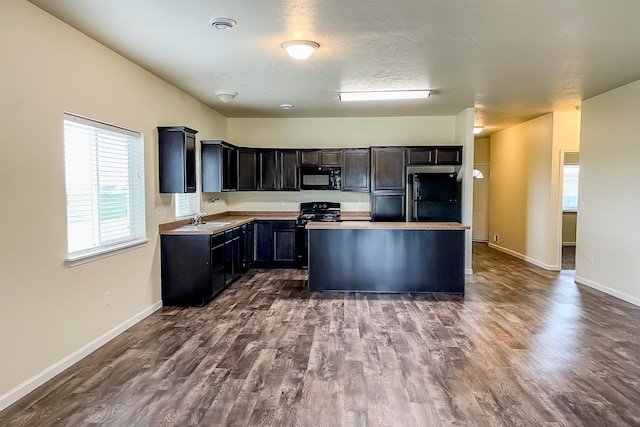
[296,202,341,267]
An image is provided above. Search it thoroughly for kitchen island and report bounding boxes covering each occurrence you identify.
[307,221,469,293]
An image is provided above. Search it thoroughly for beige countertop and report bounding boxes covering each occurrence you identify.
[160,211,372,235]
[306,221,469,230]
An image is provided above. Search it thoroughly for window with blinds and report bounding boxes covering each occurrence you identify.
[176,192,200,218]
[562,164,579,211]
[63,113,146,262]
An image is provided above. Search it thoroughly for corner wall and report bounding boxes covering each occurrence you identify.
[488,111,580,269]
[575,80,640,305]
[0,1,226,408]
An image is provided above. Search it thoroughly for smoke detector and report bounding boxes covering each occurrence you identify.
[210,18,236,30]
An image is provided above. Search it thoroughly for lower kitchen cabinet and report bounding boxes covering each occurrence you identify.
[161,225,249,307]
[253,220,298,268]
[161,234,226,306]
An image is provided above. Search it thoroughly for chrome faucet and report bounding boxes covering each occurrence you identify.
[193,212,207,225]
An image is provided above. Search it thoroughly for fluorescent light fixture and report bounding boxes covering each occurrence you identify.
[339,90,430,102]
[281,40,319,60]
[473,126,483,134]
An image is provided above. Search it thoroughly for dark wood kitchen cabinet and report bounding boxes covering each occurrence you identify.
[300,149,342,166]
[201,140,237,192]
[407,146,462,165]
[253,220,297,268]
[161,233,225,306]
[158,126,198,193]
[237,148,257,191]
[342,149,370,192]
[224,227,242,285]
[258,149,299,191]
[371,192,406,221]
[240,223,254,272]
[279,150,299,190]
[371,147,406,191]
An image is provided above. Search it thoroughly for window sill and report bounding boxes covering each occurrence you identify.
[65,238,150,268]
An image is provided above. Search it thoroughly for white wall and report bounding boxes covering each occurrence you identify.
[575,80,640,305]
[227,116,456,148]
[489,111,580,269]
[455,108,475,274]
[0,1,226,407]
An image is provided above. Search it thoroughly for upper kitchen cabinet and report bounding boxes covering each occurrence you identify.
[258,149,278,191]
[279,150,299,191]
[258,149,299,191]
[201,140,237,192]
[237,148,257,191]
[371,147,406,191]
[158,126,198,193]
[299,149,342,166]
[342,149,370,192]
[407,146,462,165]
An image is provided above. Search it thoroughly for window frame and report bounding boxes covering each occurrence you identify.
[63,113,148,267]
[562,163,580,213]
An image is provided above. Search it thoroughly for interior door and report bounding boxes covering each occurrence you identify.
[472,164,489,241]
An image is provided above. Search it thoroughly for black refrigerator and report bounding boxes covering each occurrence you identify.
[412,172,461,222]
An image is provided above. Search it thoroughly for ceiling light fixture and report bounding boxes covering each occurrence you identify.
[473,127,483,134]
[339,90,431,102]
[216,91,237,103]
[281,40,319,60]
[280,104,294,110]
[210,17,236,30]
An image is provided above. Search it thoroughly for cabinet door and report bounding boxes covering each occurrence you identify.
[342,149,370,192]
[435,147,462,165]
[320,150,342,166]
[371,147,406,191]
[210,234,226,295]
[279,150,299,191]
[237,149,257,191]
[371,193,406,222]
[407,148,434,165]
[161,234,210,306]
[300,150,321,166]
[254,221,272,263]
[222,145,237,191]
[158,126,198,193]
[258,150,278,191]
[272,221,297,263]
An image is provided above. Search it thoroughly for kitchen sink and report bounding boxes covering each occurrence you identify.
[176,221,234,231]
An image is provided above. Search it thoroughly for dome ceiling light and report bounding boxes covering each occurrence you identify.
[210,17,236,30]
[281,40,319,60]
[473,127,484,134]
[280,104,294,110]
[216,91,237,103]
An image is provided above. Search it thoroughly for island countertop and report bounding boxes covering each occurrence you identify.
[306,221,469,230]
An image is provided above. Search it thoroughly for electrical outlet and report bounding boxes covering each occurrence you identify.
[104,291,111,306]
[493,233,499,243]
[156,208,161,216]
[358,199,363,206]
[279,200,285,207]
[589,253,594,263]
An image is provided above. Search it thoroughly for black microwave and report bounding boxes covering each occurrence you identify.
[299,166,341,190]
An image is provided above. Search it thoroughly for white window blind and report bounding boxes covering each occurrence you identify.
[562,164,579,211]
[176,192,200,218]
[63,113,146,261]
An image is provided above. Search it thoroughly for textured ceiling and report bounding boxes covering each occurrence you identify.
[27,0,640,135]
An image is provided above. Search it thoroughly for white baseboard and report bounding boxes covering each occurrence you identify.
[465,268,473,275]
[574,275,640,308]
[0,301,162,412]
[488,243,560,271]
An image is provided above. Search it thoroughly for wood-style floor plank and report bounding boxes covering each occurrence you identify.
[2,243,640,426]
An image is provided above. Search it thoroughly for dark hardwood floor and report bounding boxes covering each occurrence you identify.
[2,243,640,426]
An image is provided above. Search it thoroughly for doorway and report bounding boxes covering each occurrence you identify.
[561,151,579,270]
